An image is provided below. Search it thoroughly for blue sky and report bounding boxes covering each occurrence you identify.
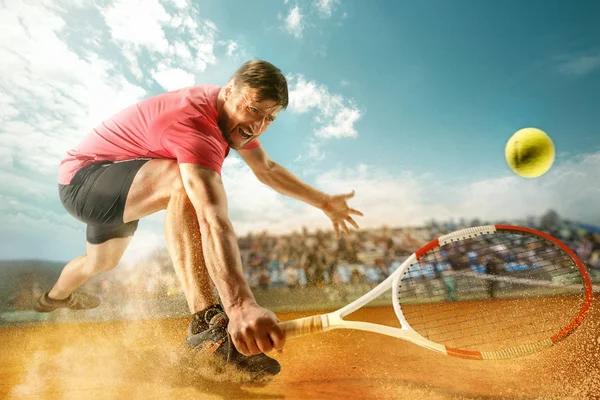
[1,0,599,262]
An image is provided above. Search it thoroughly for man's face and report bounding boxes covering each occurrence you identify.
[218,85,282,150]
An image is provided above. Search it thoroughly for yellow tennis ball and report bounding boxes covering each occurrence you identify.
[505,128,555,178]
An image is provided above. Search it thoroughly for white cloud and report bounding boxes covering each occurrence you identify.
[152,64,195,91]
[317,152,600,228]
[285,5,305,38]
[222,157,290,218]
[226,41,238,57]
[287,75,362,139]
[0,169,59,200]
[556,50,600,77]
[0,196,79,232]
[315,0,341,19]
[216,39,244,60]
[221,156,325,235]
[168,0,189,9]
[315,99,361,138]
[102,0,218,80]
[281,0,343,38]
[120,227,166,265]
[170,41,194,62]
[287,76,326,113]
[308,137,327,160]
[101,0,171,54]
[0,1,147,175]
[122,46,145,81]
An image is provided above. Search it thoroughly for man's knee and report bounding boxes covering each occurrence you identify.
[163,160,185,193]
[166,164,193,203]
[163,162,194,208]
[132,159,184,198]
[83,255,119,275]
[84,236,131,275]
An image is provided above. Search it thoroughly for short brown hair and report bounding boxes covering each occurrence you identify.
[230,59,289,109]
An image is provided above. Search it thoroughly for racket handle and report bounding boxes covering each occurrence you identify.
[279,315,326,339]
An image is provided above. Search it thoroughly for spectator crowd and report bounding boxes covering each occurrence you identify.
[95,211,600,300]
[5,211,600,310]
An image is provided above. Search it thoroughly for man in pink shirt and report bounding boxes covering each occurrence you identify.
[34,59,363,380]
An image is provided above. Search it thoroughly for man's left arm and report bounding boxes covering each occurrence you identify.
[238,144,363,236]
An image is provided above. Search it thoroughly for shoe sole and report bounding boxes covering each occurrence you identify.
[34,293,101,312]
[184,340,281,381]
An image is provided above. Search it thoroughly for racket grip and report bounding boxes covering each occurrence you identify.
[279,315,325,339]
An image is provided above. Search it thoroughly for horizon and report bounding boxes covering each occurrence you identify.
[0,208,589,264]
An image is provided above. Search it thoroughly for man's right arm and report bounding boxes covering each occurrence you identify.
[178,163,285,355]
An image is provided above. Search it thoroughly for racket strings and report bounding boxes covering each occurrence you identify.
[413,307,564,347]
[402,299,581,330]
[443,323,556,351]
[401,276,583,320]
[401,300,571,329]
[400,268,583,305]
[396,230,586,352]
[404,290,582,348]
[414,233,579,290]
[402,300,577,348]
[418,239,575,282]
[440,318,557,349]
[401,281,582,333]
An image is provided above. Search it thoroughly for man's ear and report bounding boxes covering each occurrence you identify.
[223,81,235,101]
[223,86,232,101]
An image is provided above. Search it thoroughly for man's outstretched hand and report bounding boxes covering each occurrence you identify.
[227,301,285,356]
[321,190,364,238]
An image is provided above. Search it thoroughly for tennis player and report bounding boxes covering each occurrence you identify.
[35,59,363,378]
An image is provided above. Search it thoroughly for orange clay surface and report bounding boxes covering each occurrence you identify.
[1,300,599,400]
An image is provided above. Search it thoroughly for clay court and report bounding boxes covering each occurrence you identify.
[2,297,599,400]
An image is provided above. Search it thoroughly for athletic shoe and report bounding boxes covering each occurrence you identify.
[34,291,101,312]
[185,310,281,380]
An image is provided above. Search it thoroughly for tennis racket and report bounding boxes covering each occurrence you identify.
[279,225,594,360]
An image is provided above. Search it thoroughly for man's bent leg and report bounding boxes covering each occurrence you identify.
[38,158,150,312]
[48,236,133,300]
[164,188,219,314]
[35,236,133,312]
[121,160,219,313]
[123,160,280,379]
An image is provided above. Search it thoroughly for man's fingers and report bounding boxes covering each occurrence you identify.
[333,222,340,238]
[349,208,364,216]
[237,325,262,355]
[268,326,286,352]
[344,190,355,199]
[256,331,275,354]
[232,333,251,356]
[244,337,261,355]
[341,221,350,236]
[228,307,286,357]
[346,216,359,230]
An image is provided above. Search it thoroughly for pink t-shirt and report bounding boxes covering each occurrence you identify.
[58,84,260,185]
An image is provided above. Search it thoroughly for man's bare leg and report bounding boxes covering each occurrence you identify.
[35,236,133,311]
[48,237,133,300]
[164,188,218,313]
[40,160,180,307]
[121,160,220,313]
[41,160,219,315]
